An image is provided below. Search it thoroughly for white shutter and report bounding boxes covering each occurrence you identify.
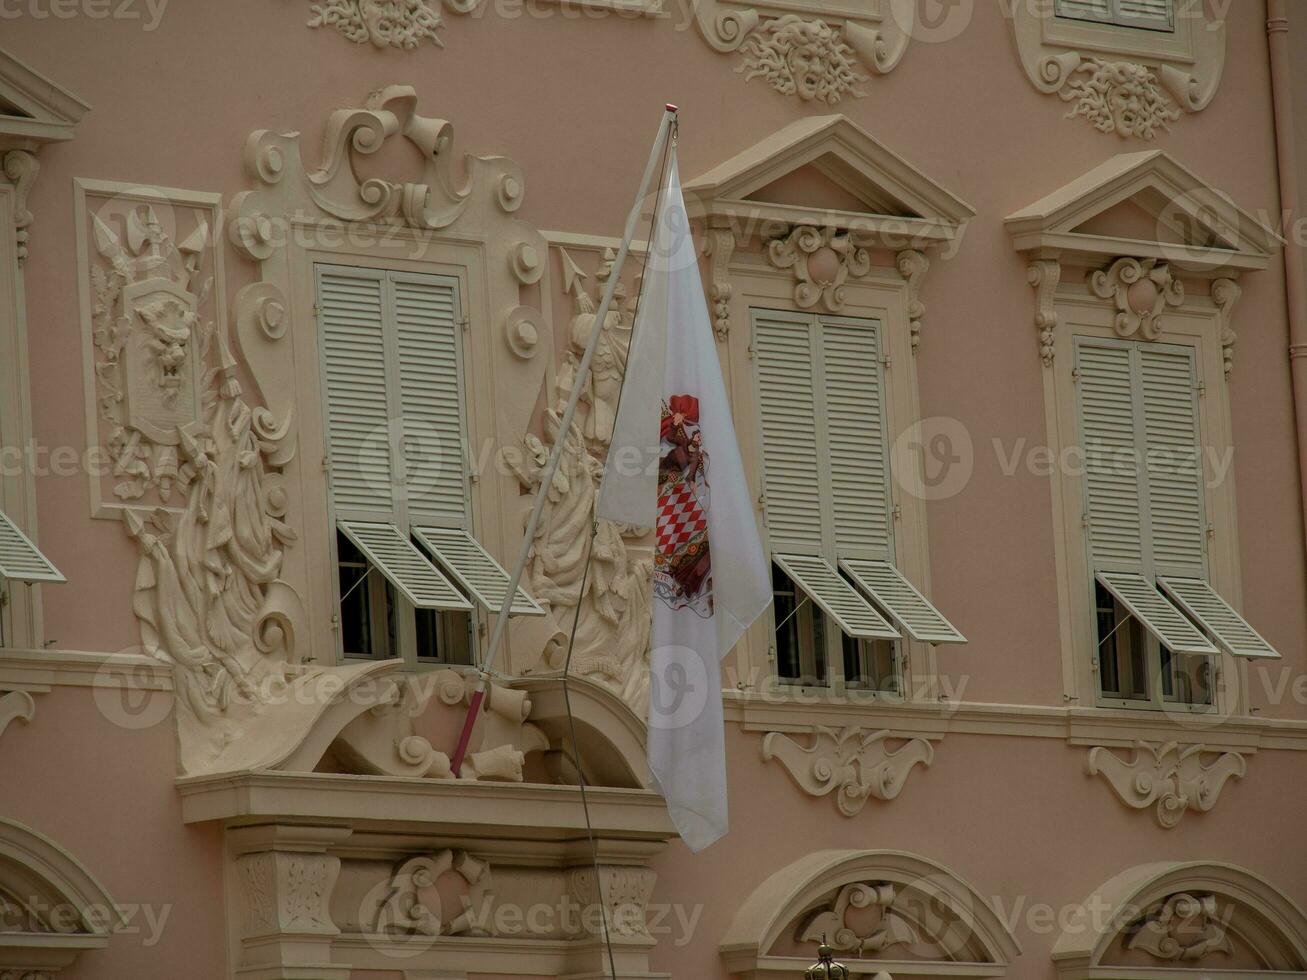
[393,274,468,528]
[821,318,891,558]
[753,312,823,552]
[841,558,965,644]
[1076,341,1143,568]
[0,510,63,583]
[1140,346,1205,572]
[413,525,543,617]
[1096,571,1216,655]
[773,553,898,640]
[1159,577,1282,660]
[1055,0,1112,22]
[1116,0,1173,30]
[338,520,471,611]
[318,267,393,518]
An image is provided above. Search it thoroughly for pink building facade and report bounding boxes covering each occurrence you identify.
[2,1,1307,978]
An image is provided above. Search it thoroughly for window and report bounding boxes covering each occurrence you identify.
[1075,337,1279,709]
[1055,0,1175,32]
[316,265,542,666]
[0,511,64,646]
[751,309,964,696]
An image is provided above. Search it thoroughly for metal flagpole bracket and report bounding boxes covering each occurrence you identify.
[450,105,678,777]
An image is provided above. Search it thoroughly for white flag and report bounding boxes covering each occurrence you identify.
[597,150,771,851]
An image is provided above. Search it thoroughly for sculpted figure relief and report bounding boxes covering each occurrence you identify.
[738,16,866,104]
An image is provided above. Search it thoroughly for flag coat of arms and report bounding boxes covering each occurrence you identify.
[597,150,771,851]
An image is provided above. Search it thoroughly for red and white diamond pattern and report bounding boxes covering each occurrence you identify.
[657,478,708,555]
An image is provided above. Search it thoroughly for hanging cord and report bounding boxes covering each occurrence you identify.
[548,128,674,980]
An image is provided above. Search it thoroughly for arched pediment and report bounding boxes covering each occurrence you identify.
[720,849,1022,978]
[0,816,117,973]
[1053,861,1307,979]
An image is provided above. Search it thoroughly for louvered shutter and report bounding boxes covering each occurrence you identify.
[318,267,393,519]
[413,525,543,616]
[1076,341,1143,569]
[0,510,63,583]
[753,311,823,553]
[773,554,898,640]
[1096,570,1216,654]
[821,318,892,558]
[1159,577,1282,659]
[1140,346,1205,573]
[393,274,469,528]
[1055,0,1112,22]
[841,558,965,644]
[338,521,471,611]
[1116,0,1173,30]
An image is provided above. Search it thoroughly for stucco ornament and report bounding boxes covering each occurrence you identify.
[1087,741,1246,828]
[89,205,211,502]
[762,726,934,817]
[557,247,636,450]
[307,0,456,49]
[738,16,866,104]
[1090,257,1183,340]
[375,851,491,937]
[1060,58,1181,140]
[2,149,37,265]
[1005,1,1228,139]
[505,402,652,716]
[1127,893,1232,962]
[767,224,871,313]
[800,882,919,954]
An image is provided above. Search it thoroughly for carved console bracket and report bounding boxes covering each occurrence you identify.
[762,726,933,817]
[693,0,918,103]
[1004,0,1228,139]
[705,224,736,341]
[1028,259,1061,367]
[1086,740,1247,828]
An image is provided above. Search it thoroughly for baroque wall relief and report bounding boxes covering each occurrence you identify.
[1086,740,1246,828]
[306,0,477,50]
[692,0,917,104]
[721,850,1023,978]
[1004,0,1228,139]
[507,240,653,718]
[1053,862,1307,980]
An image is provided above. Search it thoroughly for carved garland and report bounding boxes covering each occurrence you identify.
[1087,741,1246,828]
[762,726,933,817]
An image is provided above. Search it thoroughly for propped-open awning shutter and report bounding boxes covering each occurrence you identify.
[413,525,543,617]
[318,267,393,517]
[394,274,468,528]
[1096,570,1216,655]
[773,553,898,640]
[822,319,892,557]
[338,520,471,611]
[840,558,965,644]
[753,312,823,553]
[1159,577,1282,660]
[1140,347,1205,572]
[1117,0,1174,31]
[1077,341,1144,568]
[0,510,63,583]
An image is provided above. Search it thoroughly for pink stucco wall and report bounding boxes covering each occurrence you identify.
[2,0,1306,977]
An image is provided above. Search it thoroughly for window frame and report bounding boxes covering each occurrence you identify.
[1054,0,1176,34]
[1042,280,1244,716]
[315,262,480,669]
[720,257,942,705]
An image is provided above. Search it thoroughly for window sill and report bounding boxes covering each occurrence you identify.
[723,689,1307,754]
[0,647,171,692]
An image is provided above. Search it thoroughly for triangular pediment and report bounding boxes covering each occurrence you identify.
[683,115,972,248]
[1006,151,1279,276]
[0,47,90,150]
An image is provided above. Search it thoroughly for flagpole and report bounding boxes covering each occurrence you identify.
[451,104,678,777]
